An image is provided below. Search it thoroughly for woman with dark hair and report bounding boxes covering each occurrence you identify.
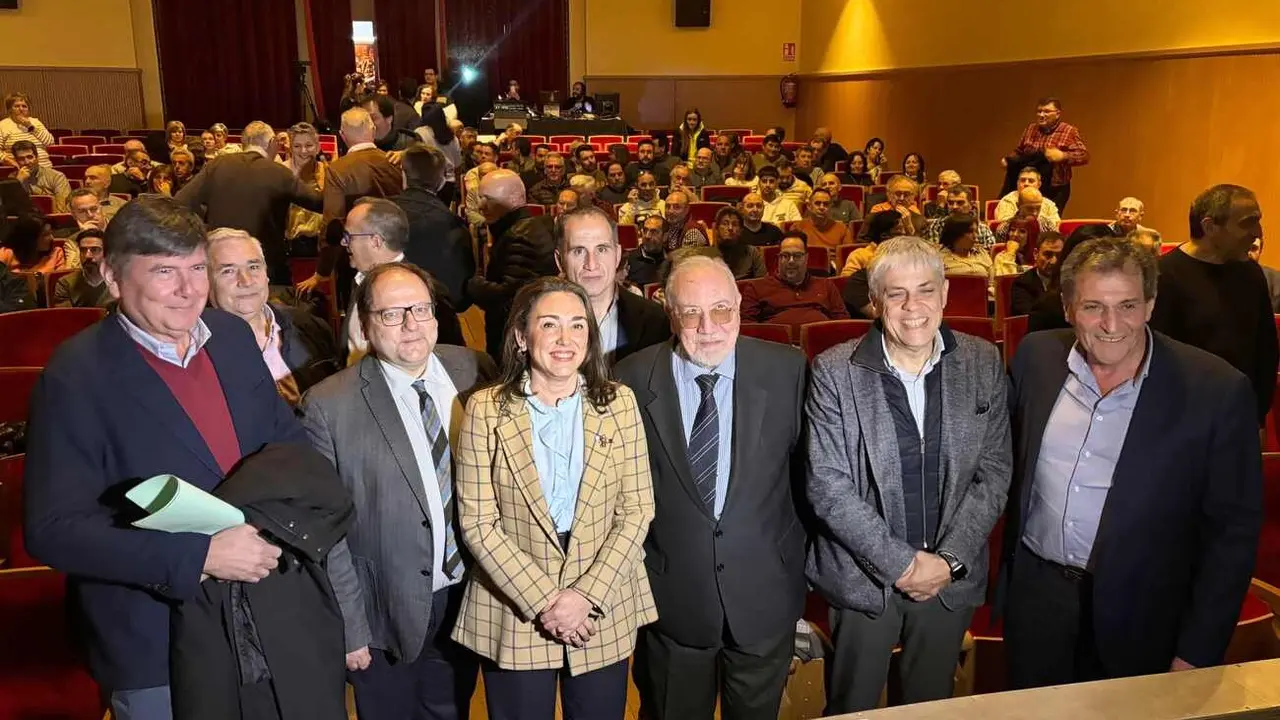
[453,277,656,720]
[842,150,874,187]
[723,154,758,188]
[0,214,67,277]
[864,137,887,183]
[673,107,710,165]
[145,164,175,196]
[901,152,926,186]
[416,104,463,204]
[939,215,993,282]
[1027,222,1117,331]
[413,84,437,115]
[566,81,595,116]
[839,208,909,276]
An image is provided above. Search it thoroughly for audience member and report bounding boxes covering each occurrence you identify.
[995,186,1059,260]
[652,133,681,178]
[1004,235,1259,689]
[865,137,887,182]
[599,162,631,206]
[1127,227,1163,258]
[757,166,801,225]
[792,146,823,188]
[568,174,615,219]
[775,158,813,207]
[170,147,196,190]
[210,123,241,155]
[821,173,863,223]
[205,228,338,403]
[626,139,670,186]
[864,175,926,237]
[923,186,995,249]
[1149,183,1276,425]
[809,236,1010,713]
[1249,237,1280,312]
[843,150,874,187]
[627,215,668,288]
[495,122,523,153]
[363,95,418,152]
[811,127,849,172]
[901,152,926,185]
[615,255,807,720]
[939,216,994,282]
[529,151,570,206]
[0,260,34,312]
[752,133,786,173]
[414,106,463,204]
[394,145,475,320]
[12,140,70,212]
[0,92,54,168]
[0,214,68,276]
[794,189,850,250]
[53,228,112,308]
[199,131,219,163]
[842,210,909,277]
[708,206,766,280]
[739,192,784,247]
[1003,97,1089,212]
[711,132,740,176]
[740,230,848,329]
[463,161,499,228]
[109,148,151,198]
[660,189,709,251]
[1026,223,1116,332]
[688,147,723,191]
[506,137,535,178]
[994,167,1061,223]
[279,122,326,253]
[674,107,710,163]
[723,154,758,188]
[69,187,109,232]
[1109,196,1147,236]
[24,196,301,720]
[666,164,694,200]
[556,206,671,363]
[573,144,606,185]
[176,121,322,288]
[923,170,962,220]
[617,171,665,226]
[111,140,157,175]
[517,143,550,188]
[165,120,188,158]
[303,261,493,720]
[1009,231,1064,316]
[554,188,581,216]
[467,169,558,359]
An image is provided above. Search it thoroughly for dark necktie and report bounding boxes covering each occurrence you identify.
[411,380,463,579]
[688,373,720,513]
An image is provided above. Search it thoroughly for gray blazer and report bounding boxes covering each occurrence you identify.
[300,347,497,659]
[805,325,1011,615]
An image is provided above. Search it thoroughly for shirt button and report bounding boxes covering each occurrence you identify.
[1083,451,1091,459]
[1073,486,1081,493]
[1095,415,1104,422]
[420,569,430,577]
[716,563,725,572]
[1068,521,1075,527]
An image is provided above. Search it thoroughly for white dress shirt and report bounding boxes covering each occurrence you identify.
[346,252,406,366]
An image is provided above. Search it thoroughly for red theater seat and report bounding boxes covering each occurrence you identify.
[0,308,108,368]
[1059,219,1111,237]
[0,368,40,425]
[1003,314,1030,367]
[739,323,794,345]
[800,320,873,361]
[617,224,638,250]
[943,275,989,317]
[946,316,997,343]
[699,185,749,204]
[686,202,728,226]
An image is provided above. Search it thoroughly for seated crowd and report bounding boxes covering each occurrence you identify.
[5,78,1279,720]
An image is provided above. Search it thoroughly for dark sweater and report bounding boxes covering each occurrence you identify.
[740,222,783,247]
[1149,248,1279,424]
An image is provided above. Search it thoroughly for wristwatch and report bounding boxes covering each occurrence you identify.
[937,551,968,582]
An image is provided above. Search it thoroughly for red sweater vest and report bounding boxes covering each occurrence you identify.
[140,347,242,474]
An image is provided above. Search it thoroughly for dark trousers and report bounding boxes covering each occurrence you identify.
[1004,542,1106,689]
[348,584,478,720]
[1045,183,1072,215]
[633,622,794,720]
[824,594,973,714]
[482,658,629,720]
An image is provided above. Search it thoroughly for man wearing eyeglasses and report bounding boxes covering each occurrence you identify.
[614,255,808,720]
[300,261,496,720]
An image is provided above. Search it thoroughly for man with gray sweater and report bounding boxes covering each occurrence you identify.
[805,236,1012,713]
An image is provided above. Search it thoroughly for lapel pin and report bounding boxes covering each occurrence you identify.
[596,434,612,447]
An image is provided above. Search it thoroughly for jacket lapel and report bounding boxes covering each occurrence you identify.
[722,341,765,519]
[643,343,713,519]
[358,356,430,519]
[494,406,562,547]
[572,404,613,534]
[849,355,908,535]
[202,316,261,459]
[1017,332,1073,517]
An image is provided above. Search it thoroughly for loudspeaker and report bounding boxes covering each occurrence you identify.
[674,0,710,28]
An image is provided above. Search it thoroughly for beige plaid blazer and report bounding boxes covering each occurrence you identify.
[451,383,658,675]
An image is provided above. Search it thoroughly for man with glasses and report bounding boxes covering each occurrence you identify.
[741,230,848,331]
[301,261,496,720]
[615,254,808,720]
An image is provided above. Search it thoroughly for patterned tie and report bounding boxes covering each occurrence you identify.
[411,380,463,579]
[688,373,720,513]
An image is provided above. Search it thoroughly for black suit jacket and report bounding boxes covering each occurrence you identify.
[393,185,476,312]
[176,151,322,285]
[1009,268,1048,317]
[613,289,671,364]
[614,337,808,647]
[466,208,558,357]
[1003,329,1262,674]
[273,302,340,396]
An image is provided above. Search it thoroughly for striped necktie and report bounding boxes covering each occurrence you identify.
[689,373,720,513]
[411,380,463,579]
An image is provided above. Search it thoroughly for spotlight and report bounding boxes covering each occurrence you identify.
[460,66,479,85]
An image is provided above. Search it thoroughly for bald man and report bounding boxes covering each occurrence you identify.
[996,186,1060,257]
[302,107,405,292]
[465,169,559,358]
[1110,196,1148,236]
[810,126,849,172]
[464,160,499,227]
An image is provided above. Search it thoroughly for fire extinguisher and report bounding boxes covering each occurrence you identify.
[780,73,799,108]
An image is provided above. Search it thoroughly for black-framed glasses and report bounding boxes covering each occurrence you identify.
[372,302,435,326]
[675,305,736,329]
[341,231,378,247]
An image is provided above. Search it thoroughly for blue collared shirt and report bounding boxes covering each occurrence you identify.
[117,312,212,368]
[881,330,944,439]
[672,347,736,519]
[1023,328,1154,569]
[525,380,586,533]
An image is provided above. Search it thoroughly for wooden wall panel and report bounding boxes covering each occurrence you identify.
[585,76,794,137]
[795,50,1280,264]
[0,67,145,131]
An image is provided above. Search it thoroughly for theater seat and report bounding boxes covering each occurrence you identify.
[984,200,999,221]
[61,135,106,148]
[525,204,546,216]
[943,275,988,317]
[74,153,124,165]
[837,185,864,208]
[590,134,623,146]
[686,202,727,226]
[800,320,873,361]
[0,367,41,424]
[1002,315,1030,367]
[994,273,1018,327]
[946,316,996,343]
[699,185,749,204]
[29,195,53,214]
[0,454,36,569]
[1059,219,1111,237]
[93,144,126,155]
[0,308,108,368]
[617,224,638,250]
[739,323,794,345]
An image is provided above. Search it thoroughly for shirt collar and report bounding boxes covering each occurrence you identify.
[354,252,406,285]
[242,146,269,158]
[673,341,737,383]
[117,311,212,367]
[379,353,439,391]
[523,373,584,413]
[1067,326,1154,392]
[346,142,378,154]
[880,330,944,378]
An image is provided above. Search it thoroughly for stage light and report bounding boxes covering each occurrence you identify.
[460,66,479,85]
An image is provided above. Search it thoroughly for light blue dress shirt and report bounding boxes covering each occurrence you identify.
[118,312,211,368]
[881,330,944,439]
[1023,328,1153,569]
[525,383,586,533]
[672,348,736,519]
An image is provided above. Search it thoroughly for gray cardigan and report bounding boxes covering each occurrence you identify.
[804,325,1012,614]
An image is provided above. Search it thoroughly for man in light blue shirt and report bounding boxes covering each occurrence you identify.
[671,347,734,518]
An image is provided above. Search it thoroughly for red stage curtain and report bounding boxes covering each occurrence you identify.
[372,0,439,94]
[443,0,568,101]
[305,0,356,123]
[152,0,300,130]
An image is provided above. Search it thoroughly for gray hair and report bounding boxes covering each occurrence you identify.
[205,227,264,257]
[241,121,275,151]
[938,169,962,184]
[169,146,194,162]
[867,236,945,300]
[352,197,409,252]
[568,174,596,193]
[1060,236,1159,304]
[341,107,375,139]
[663,254,738,310]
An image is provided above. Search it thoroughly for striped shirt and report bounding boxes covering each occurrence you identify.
[0,117,55,168]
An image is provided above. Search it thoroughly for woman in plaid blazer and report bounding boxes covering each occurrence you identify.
[453,277,657,720]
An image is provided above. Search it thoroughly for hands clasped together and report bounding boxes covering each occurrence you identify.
[893,550,952,603]
[538,588,597,648]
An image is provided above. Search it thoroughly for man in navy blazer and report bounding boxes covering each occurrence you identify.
[1003,236,1262,688]
[23,197,303,720]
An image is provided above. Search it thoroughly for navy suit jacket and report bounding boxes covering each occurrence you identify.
[23,309,306,691]
[1003,329,1262,675]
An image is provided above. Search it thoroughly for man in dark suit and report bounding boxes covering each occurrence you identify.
[614,255,807,720]
[302,262,495,720]
[175,121,321,288]
[23,197,302,720]
[466,169,558,360]
[1003,236,1262,689]
[556,205,670,365]
[1009,230,1064,316]
[392,145,474,315]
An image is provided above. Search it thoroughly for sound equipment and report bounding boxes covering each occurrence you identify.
[674,0,710,28]
[595,93,620,118]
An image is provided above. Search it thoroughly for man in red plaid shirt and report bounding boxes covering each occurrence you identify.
[1003,97,1089,213]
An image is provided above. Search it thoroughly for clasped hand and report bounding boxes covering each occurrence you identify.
[201,524,281,583]
[538,589,596,648]
[894,551,952,602]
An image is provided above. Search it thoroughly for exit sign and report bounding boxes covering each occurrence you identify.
[782,43,796,62]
